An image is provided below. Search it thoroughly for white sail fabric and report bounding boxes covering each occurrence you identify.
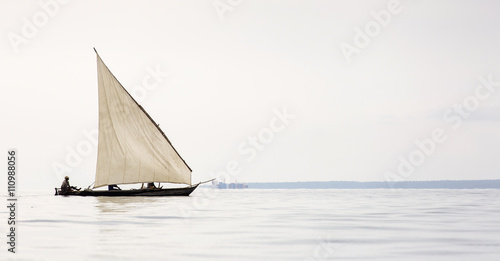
[94,52,191,188]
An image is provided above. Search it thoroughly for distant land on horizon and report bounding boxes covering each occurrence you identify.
[233,180,500,189]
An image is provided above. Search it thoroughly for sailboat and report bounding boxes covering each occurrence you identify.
[55,49,208,196]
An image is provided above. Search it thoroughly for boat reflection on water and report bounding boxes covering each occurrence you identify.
[94,196,163,213]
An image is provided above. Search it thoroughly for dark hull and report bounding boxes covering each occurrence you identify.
[55,184,198,197]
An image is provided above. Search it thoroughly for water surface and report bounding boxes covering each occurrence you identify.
[2,189,500,260]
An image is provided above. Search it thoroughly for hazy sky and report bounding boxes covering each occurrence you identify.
[2,0,500,190]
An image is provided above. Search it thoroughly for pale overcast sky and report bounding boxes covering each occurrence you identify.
[2,0,500,190]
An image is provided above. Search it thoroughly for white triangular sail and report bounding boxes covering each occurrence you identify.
[94,51,191,188]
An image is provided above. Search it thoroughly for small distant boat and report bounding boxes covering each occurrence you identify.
[213,180,248,189]
[55,49,210,196]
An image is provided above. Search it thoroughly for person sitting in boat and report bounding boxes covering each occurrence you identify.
[147,182,157,189]
[61,176,80,193]
[108,184,121,190]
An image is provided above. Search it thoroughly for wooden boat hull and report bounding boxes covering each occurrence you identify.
[55,184,198,197]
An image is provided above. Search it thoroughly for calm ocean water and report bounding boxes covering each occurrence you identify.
[2,189,500,260]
